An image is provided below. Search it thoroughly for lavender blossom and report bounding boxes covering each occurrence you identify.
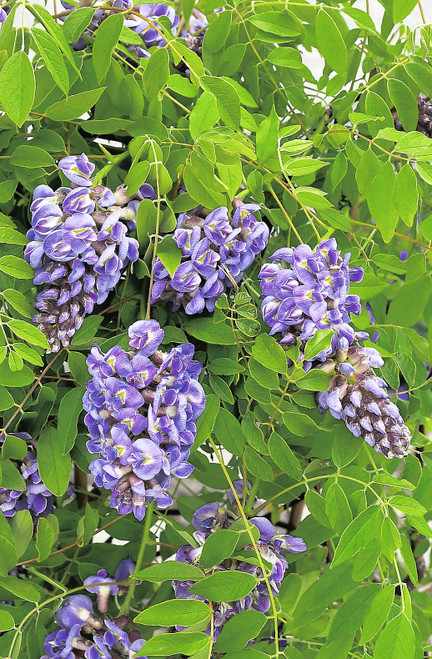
[259,238,364,365]
[0,433,56,523]
[25,154,144,353]
[316,343,411,458]
[60,1,179,58]
[42,559,148,659]
[152,200,269,314]
[83,319,205,520]
[173,492,306,638]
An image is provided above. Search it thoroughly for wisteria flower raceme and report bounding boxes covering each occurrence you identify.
[317,343,411,458]
[152,200,269,314]
[173,485,306,638]
[0,433,56,523]
[24,154,150,352]
[42,559,148,659]
[60,1,179,58]
[83,319,205,520]
[259,239,365,366]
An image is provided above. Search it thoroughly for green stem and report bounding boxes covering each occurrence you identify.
[92,150,129,186]
[119,501,156,615]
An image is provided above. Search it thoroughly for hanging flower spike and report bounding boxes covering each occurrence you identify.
[83,319,206,520]
[24,157,151,353]
[152,201,269,314]
[317,343,411,458]
[258,238,365,367]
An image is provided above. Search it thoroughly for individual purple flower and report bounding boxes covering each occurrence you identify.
[259,238,364,366]
[152,199,269,314]
[83,319,205,520]
[317,344,411,458]
[42,559,148,659]
[173,490,306,638]
[25,158,144,353]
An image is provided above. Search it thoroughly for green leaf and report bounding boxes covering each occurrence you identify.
[0,255,33,280]
[0,228,27,246]
[256,106,279,164]
[292,563,356,625]
[366,162,398,242]
[37,426,71,497]
[244,447,274,481]
[251,333,287,373]
[140,632,209,656]
[188,570,257,602]
[295,369,330,391]
[267,47,303,68]
[214,408,245,456]
[249,10,302,38]
[0,51,35,127]
[36,516,56,562]
[11,144,55,169]
[360,584,394,643]
[393,165,418,227]
[135,196,156,247]
[8,320,49,349]
[0,611,14,633]
[400,535,418,586]
[324,481,352,535]
[63,7,95,42]
[201,76,240,129]
[189,91,220,139]
[332,506,382,566]
[135,599,210,627]
[331,428,361,468]
[0,513,17,577]
[28,4,78,72]
[135,561,205,583]
[393,0,418,22]
[303,329,334,362]
[194,393,219,448]
[0,575,40,602]
[388,78,418,132]
[329,584,380,640]
[93,12,123,83]
[268,431,302,480]
[389,494,426,516]
[374,614,415,659]
[283,410,319,436]
[0,362,34,387]
[185,317,236,345]
[316,9,347,76]
[208,358,244,376]
[0,387,14,411]
[215,610,267,652]
[284,158,327,177]
[200,530,239,569]
[58,387,85,454]
[144,48,170,97]
[156,236,182,278]
[203,9,231,53]
[77,503,99,547]
[46,88,106,121]
[2,290,33,318]
[32,28,69,95]
[70,316,103,347]
[386,275,431,326]
[14,343,43,367]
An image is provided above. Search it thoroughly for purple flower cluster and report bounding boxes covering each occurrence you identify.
[152,201,269,314]
[25,154,146,353]
[259,239,364,364]
[317,343,411,458]
[42,559,148,659]
[61,1,179,57]
[0,433,55,523]
[173,483,306,638]
[83,319,205,520]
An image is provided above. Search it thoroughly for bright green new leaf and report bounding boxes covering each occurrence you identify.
[37,426,71,497]
[188,570,257,602]
[0,51,35,127]
[93,13,123,83]
[316,9,347,75]
[135,599,210,626]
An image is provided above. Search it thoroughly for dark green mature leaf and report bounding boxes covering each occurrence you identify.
[214,408,245,455]
[332,505,382,566]
[0,362,34,387]
[200,530,239,569]
[0,575,40,602]
[324,482,352,535]
[329,584,380,640]
[76,503,98,547]
[268,431,302,479]
[201,76,241,129]
[394,165,418,226]
[316,9,347,76]
[93,13,124,82]
[188,570,257,602]
[215,610,267,652]
[0,513,17,576]
[36,516,56,562]
[135,599,210,626]
[59,387,85,454]
[37,426,71,497]
[70,316,103,347]
[135,561,205,582]
[46,88,106,121]
[32,28,69,95]
[251,333,287,373]
[189,91,220,139]
[244,447,274,481]
[283,410,319,436]
[0,51,35,127]
[144,48,170,96]
[292,563,356,625]
[360,584,394,643]
[11,145,55,169]
[374,614,415,659]
[387,78,418,132]
[366,162,398,242]
[256,106,279,164]
[140,632,209,656]
[185,317,236,345]
[194,394,219,447]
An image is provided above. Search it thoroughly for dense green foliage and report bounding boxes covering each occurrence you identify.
[0,1,432,658]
